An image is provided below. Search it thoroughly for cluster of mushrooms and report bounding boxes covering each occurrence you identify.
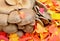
[0,0,51,37]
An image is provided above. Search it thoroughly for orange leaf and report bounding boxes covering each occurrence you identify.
[48,24,58,33]
[49,35,60,41]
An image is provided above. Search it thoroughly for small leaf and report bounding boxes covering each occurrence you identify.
[35,23,47,33]
[48,24,58,33]
[40,32,50,39]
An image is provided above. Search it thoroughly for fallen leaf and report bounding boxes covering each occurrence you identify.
[35,23,47,33]
[48,24,58,33]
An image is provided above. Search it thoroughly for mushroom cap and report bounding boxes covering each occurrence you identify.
[18,9,36,26]
[3,24,18,34]
[5,0,35,9]
[29,20,35,26]
[5,0,17,6]
[16,31,24,37]
[0,14,8,26]
[17,0,35,9]
[8,11,21,23]
[39,17,50,25]
[23,25,34,33]
[0,0,16,14]
[0,0,35,14]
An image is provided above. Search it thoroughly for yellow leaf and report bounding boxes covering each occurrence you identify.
[0,40,5,41]
[35,23,47,33]
[9,33,19,41]
[28,39,33,41]
[40,32,49,39]
[40,33,44,39]
[48,10,60,20]
[37,0,47,2]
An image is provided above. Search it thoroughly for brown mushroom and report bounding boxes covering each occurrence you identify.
[18,9,36,26]
[0,0,16,14]
[0,0,35,14]
[23,25,34,33]
[39,17,50,25]
[5,0,35,9]
[34,5,51,26]
[17,0,35,9]
[0,14,8,26]
[16,31,24,37]
[29,20,35,26]
[3,24,18,34]
[8,11,21,23]
[18,20,35,30]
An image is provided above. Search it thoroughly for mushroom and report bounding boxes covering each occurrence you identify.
[5,0,35,9]
[18,9,36,26]
[29,20,35,26]
[16,31,24,37]
[17,0,35,9]
[23,25,34,33]
[0,14,8,26]
[0,0,35,14]
[39,17,50,25]
[8,11,21,23]
[3,24,18,34]
[0,0,16,14]
[34,5,51,26]
[5,0,17,6]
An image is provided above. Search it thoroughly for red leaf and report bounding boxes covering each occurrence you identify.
[19,33,40,41]
[0,32,7,37]
[0,35,8,41]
